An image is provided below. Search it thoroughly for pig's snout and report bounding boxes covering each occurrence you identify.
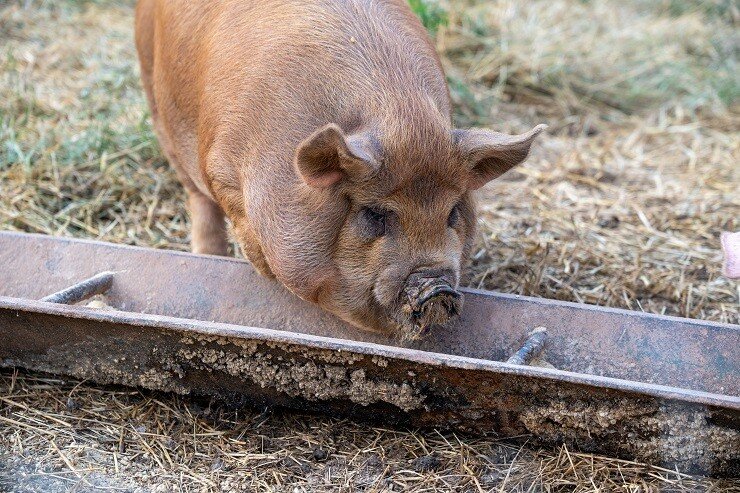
[399,269,463,340]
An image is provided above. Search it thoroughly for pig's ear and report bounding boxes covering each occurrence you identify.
[453,124,546,190]
[294,123,380,188]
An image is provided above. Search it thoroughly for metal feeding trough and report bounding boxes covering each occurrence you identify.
[0,232,738,476]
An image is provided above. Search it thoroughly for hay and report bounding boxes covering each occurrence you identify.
[3,371,739,492]
[1,0,738,491]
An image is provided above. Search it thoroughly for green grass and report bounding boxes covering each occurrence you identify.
[429,0,739,123]
[655,0,737,19]
[408,0,449,34]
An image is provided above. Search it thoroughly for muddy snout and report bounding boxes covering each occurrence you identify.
[399,270,463,340]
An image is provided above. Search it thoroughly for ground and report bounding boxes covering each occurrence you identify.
[0,0,738,491]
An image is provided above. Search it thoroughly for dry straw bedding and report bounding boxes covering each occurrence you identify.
[0,0,738,491]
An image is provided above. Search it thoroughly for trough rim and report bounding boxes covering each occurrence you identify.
[3,231,737,332]
[1,294,738,411]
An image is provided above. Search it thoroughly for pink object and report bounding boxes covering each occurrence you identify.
[721,231,740,279]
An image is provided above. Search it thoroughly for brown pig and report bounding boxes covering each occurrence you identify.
[135,0,545,339]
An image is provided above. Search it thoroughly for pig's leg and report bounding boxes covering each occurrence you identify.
[149,122,228,255]
[188,191,229,256]
[142,86,228,254]
[137,31,227,255]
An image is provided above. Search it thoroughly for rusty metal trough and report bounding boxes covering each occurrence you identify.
[0,231,738,476]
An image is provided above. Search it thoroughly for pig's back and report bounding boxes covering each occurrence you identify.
[146,0,450,191]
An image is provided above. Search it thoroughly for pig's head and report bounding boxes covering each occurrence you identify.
[292,118,545,340]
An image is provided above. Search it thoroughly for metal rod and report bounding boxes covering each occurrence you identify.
[41,271,115,304]
[506,326,548,365]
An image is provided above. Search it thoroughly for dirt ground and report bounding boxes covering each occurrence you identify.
[1,0,738,491]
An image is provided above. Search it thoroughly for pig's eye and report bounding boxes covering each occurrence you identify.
[447,204,461,228]
[359,207,387,238]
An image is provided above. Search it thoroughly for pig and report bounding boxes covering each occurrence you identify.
[134,0,545,339]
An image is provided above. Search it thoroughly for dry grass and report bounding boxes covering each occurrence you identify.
[2,371,739,493]
[1,0,738,491]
